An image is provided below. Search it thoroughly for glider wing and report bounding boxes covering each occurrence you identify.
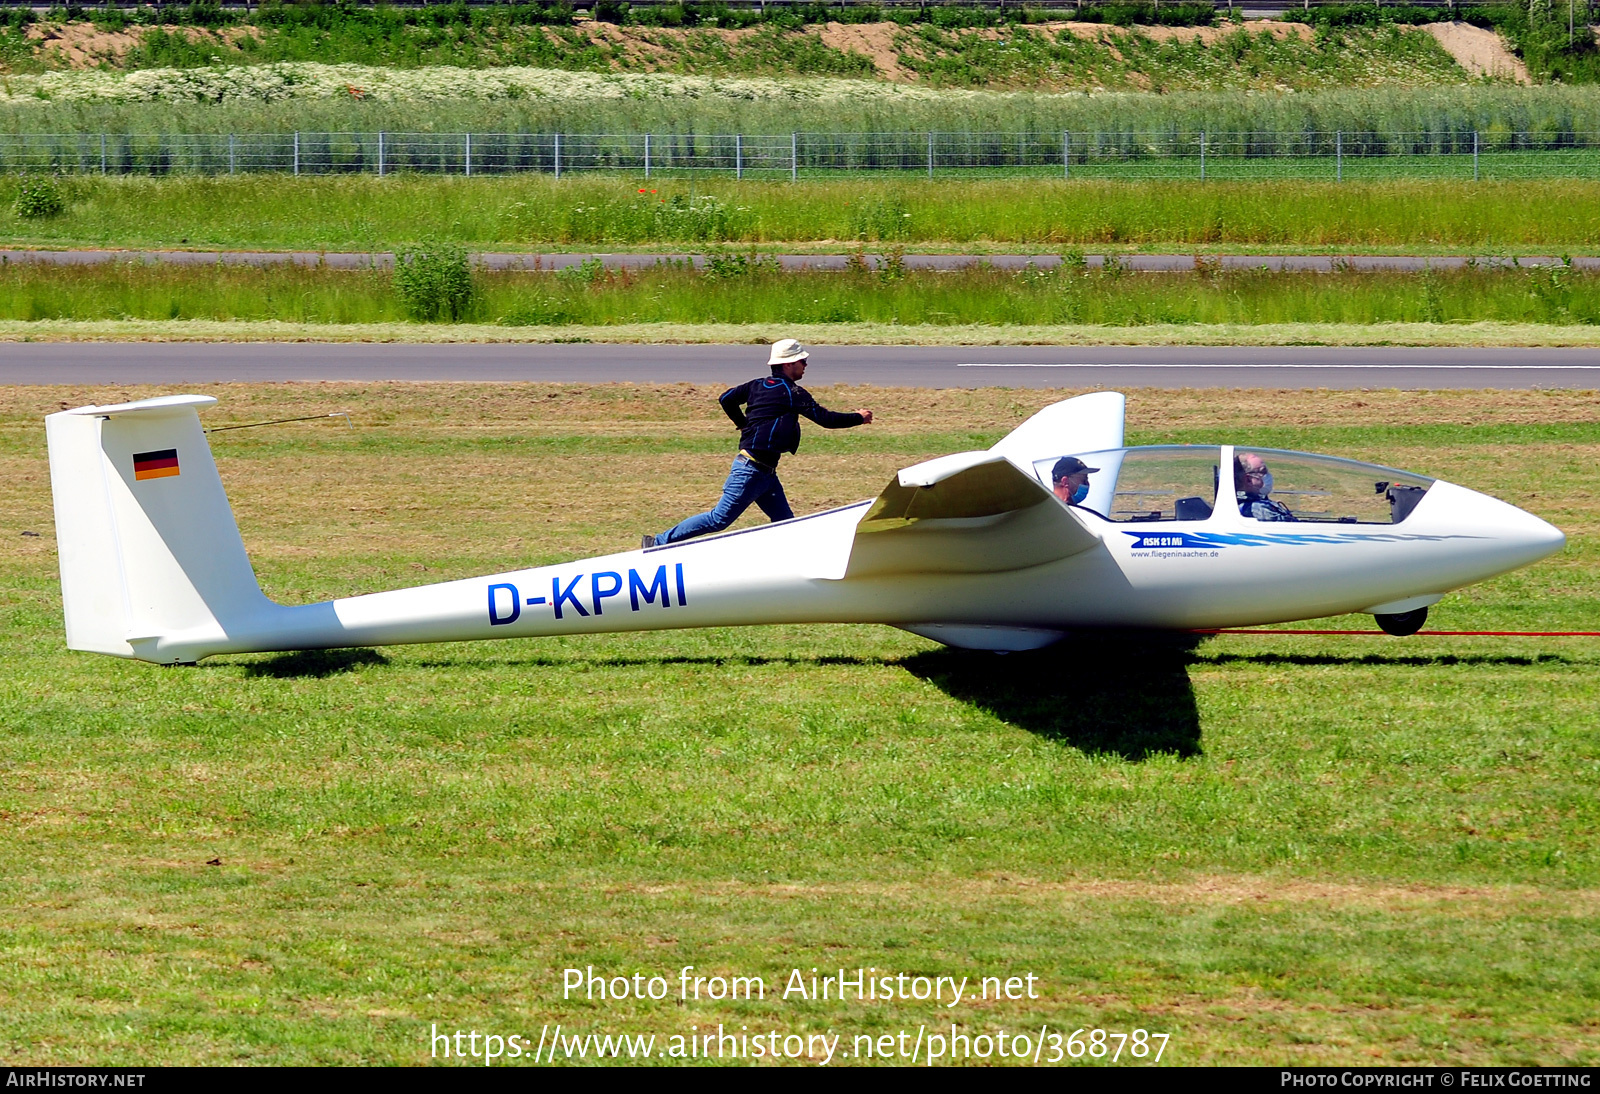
[842,451,1102,578]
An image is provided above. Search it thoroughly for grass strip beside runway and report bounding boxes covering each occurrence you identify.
[5,262,1600,336]
[7,318,1600,346]
[10,177,1600,252]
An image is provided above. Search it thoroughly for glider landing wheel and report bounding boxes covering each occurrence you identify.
[1374,607,1428,637]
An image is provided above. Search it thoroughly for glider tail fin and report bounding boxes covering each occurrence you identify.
[988,390,1125,466]
[46,395,270,663]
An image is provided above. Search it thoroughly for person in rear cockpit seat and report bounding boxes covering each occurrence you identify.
[1235,452,1296,521]
[1051,456,1099,507]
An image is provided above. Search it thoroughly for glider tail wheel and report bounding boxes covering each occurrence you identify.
[1375,607,1429,637]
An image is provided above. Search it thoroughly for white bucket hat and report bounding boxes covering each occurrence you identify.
[767,338,810,366]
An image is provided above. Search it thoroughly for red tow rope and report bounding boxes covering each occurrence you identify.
[1195,629,1600,636]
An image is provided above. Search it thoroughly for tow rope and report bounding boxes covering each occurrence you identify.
[205,412,352,434]
[1195,629,1600,637]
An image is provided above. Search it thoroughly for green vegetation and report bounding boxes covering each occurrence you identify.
[1302,1,1600,82]
[0,16,1465,90]
[110,19,878,80]
[11,176,64,219]
[1482,0,1600,83]
[2,257,1599,327]
[3,84,1599,141]
[0,383,1596,1064]
[6,176,1600,251]
[893,21,1462,89]
[0,2,1588,88]
[392,238,475,321]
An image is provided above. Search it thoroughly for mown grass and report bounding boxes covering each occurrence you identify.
[2,258,1599,327]
[8,176,1600,251]
[0,383,1597,1065]
[9,317,1600,344]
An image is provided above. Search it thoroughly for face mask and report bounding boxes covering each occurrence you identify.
[1260,471,1274,496]
[1071,483,1089,504]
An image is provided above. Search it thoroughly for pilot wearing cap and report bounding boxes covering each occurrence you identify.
[1051,455,1099,507]
[644,338,874,547]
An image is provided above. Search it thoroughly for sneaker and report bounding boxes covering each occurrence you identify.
[641,533,656,549]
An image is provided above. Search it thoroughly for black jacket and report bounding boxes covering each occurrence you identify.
[719,370,865,467]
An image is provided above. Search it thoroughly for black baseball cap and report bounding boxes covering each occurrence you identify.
[1052,456,1101,483]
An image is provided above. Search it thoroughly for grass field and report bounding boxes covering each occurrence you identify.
[9,176,1600,251]
[1,382,1597,1065]
[1,259,1598,327]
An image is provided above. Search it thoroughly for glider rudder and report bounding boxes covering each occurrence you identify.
[46,395,271,663]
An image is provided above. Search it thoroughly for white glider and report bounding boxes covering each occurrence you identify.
[45,391,1564,664]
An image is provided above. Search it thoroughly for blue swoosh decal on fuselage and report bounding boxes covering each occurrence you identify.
[1121,530,1487,549]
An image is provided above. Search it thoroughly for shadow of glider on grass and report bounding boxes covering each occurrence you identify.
[45,391,1566,665]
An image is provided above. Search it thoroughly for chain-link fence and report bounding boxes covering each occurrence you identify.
[4,131,1600,179]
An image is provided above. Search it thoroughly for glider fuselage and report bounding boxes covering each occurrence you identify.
[45,393,1566,662]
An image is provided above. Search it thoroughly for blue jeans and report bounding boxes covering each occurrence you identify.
[658,455,793,544]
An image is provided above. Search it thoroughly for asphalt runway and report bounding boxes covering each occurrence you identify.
[3,342,1599,389]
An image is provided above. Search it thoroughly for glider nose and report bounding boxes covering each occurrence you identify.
[1428,481,1566,576]
[1502,503,1567,564]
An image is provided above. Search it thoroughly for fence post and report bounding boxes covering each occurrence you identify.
[555,132,561,179]
[1473,129,1480,181]
[465,132,471,177]
[101,133,107,176]
[791,132,798,181]
[1199,131,1205,181]
[1063,131,1070,179]
[736,133,742,181]
[378,131,385,177]
[645,133,651,180]
[293,131,299,177]
[1336,130,1341,182]
[228,133,235,176]
[927,131,934,179]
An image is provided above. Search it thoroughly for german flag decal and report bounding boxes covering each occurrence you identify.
[133,449,180,481]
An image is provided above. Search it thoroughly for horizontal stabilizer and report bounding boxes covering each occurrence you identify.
[846,452,1102,578]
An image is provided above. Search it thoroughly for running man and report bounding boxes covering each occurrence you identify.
[644,339,873,547]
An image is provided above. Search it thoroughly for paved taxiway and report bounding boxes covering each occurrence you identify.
[3,342,1599,389]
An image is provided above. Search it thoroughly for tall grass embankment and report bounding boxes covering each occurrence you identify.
[7,176,1600,250]
[0,18,1467,91]
[3,1,1594,83]
[3,258,1597,327]
[3,82,1599,138]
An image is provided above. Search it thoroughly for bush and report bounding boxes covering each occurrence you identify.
[393,239,475,322]
[1297,4,1441,27]
[13,176,65,219]
[1074,2,1215,27]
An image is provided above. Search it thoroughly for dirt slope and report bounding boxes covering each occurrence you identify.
[1421,21,1529,83]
